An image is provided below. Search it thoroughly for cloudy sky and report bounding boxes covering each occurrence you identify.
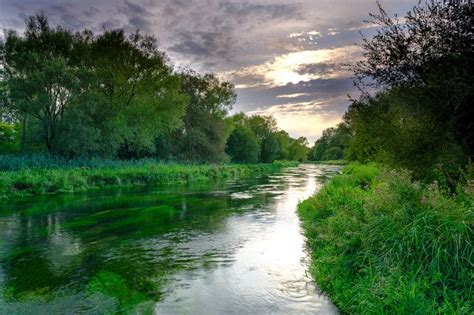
[0,0,415,142]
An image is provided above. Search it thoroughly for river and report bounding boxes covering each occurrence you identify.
[0,164,340,314]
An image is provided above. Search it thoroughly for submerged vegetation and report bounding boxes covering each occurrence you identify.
[298,164,473,313]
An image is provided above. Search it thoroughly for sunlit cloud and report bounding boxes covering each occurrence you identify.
[277,93,311,99]
[224,45,362,88]
[327,28,340,36]
[307,30,322,37]
[288,32,304,38]
[249,100,343,142]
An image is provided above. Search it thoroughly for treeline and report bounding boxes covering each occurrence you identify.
[308,122,350,161]
[309,2,473,182]
[0,14,308,164]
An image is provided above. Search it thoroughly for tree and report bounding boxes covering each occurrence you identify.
[349,1,473,174]
[1,14,83,153]
[261,133,280,163]
[0,122,20,154]
[289,137,309,162]
[274,130,291,160]
[87,29,187,158]
[226,126,260,163]
[308,123,351,161]
[177,71,236,162]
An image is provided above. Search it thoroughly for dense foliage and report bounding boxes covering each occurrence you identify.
[308,123,350,162]
[347,1,473,179]
[0,14,309,164]
[308,1,473,180]
[298,164,473,314]
[225,113,309,163]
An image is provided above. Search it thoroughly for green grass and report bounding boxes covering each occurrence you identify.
[298,163,473,314]
[310,160,348,165]
[0,155,297,198]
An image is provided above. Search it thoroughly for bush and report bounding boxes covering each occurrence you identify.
[298,164,473,314]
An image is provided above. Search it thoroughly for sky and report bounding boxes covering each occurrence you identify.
[0,0,415,142]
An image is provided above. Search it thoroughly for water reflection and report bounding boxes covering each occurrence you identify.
[0,164,340,314]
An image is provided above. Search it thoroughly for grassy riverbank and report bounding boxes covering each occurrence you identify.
[0,155,297,198]
[298,164,473,314]
[310,160,348,166]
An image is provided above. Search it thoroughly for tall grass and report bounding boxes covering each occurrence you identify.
[0,155,297,197]
[0,154,170,171]
[298,164,473,314]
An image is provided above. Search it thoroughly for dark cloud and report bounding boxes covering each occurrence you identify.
[60,14,87,29]
[122,1,149,16]
[128,15,151,32]
[235,78,356,114]
[219,2,300,21]
[170,30,234,61]
[101,19,122,30]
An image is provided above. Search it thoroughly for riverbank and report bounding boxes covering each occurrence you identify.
[298,164,473,314]
[0,155,297,198]
[309,160,347,166]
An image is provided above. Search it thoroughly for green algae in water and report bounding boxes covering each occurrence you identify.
[0,165,341,314]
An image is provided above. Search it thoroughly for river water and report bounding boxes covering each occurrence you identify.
[0,164,340,314]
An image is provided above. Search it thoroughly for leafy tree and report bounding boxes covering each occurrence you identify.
[1,14,188,158]
[288,137,309,162]
[322,147,343,161]
[226,125,260,163]
[308,123,350,161]
[348,1,473,177]
[1,15,83,153]
[177,71,236,162]
[261,133,280,163]
[225,113,305,163]
[247,115,277,142]
[274,130,291,160]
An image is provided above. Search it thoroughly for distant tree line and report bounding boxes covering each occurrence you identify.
[308,123,350,161]
[0,14,309,163]
[309,1,472,181]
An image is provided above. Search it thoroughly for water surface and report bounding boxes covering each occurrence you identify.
[0,164,340,314]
